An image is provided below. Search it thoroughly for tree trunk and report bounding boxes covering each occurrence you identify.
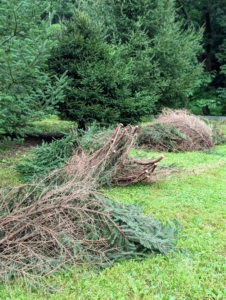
[204,8,212,72]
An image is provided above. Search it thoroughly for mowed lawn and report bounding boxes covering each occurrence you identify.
[0,143,225,299]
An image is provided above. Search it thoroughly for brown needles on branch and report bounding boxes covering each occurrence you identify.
[0,124,180,284]
[157,109,214,151]
[66,124,164,186]
[137,109,215,152]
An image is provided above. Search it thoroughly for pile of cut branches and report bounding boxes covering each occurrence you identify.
[66,124,168,186]
[158,109,214,150]
[137,122,186,152]
[0,170,180,282]
[138,109,214,151]
[0,124,180,281]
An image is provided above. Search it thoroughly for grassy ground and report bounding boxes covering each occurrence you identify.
[0,118,225,299]
[0,116,75,187]
[31,115,75,135]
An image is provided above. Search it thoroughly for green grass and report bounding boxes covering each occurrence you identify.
[131,145,226,169]
[0,115,75,186]
[0,146,226,299]
[0,146,28,187]
[31,115,75,135]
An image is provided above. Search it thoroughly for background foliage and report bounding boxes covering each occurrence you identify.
[1,0,217,136]
[78,0,204,113]
[48,11,149,129]
[0,0,67,135]
[176,0,226,114]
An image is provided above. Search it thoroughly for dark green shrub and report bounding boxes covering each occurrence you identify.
[48,11,155,129]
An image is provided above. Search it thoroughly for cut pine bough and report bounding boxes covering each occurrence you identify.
[66,124,168,187]
[0,124,180,283]
[113,154,164,186]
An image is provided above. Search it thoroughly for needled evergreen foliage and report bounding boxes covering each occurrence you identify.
[48,11,155,129]
[0,0,67,136]
[0,176,181,280]
[16,131,79,182]
[137,110,219,151]
[137,123,186,152]
[83,0,204,110]
[16,123,113,182]
[1,125,181,281]
[79,122,113,152]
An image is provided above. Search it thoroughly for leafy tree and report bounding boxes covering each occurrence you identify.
[0,0,67,136]
[85,0,204,110]
[176,0,226,114]
[176,0,226,73]
[48,11,155,129]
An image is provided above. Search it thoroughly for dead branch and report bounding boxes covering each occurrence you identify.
[0,124,180,283]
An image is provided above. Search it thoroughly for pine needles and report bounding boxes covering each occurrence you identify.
[137,123,186,152]
[138,109,215,152]
[0,174,180,282]
[0,124,181,282]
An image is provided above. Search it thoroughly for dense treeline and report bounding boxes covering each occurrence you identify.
[0,0,226,134]
[175,0,226,114]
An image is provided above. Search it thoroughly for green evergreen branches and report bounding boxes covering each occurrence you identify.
[0,168,181,281]
[137,123,186,152]
[16,131,79,182]
[86,0,204,110]
[0,0,67,135]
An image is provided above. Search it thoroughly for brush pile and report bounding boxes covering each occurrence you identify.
[66,124,168,186]
[138,109,214,151]
[0,124,180,282]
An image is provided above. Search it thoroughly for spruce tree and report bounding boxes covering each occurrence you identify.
[0,0,67,136]
[84,0,204,110]
[48,10,154,129]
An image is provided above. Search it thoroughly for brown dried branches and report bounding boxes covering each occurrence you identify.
[138,109,215,152]
[0,124,178,282]
[0,180,117,280]
[66,124,165,186]
[158,109,214,151]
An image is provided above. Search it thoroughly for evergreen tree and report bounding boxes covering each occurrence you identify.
[215,12,226,114]
[48,11,154,129]
[84,0,204,110]
[44,0,78,24]
[0,0,67,136]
